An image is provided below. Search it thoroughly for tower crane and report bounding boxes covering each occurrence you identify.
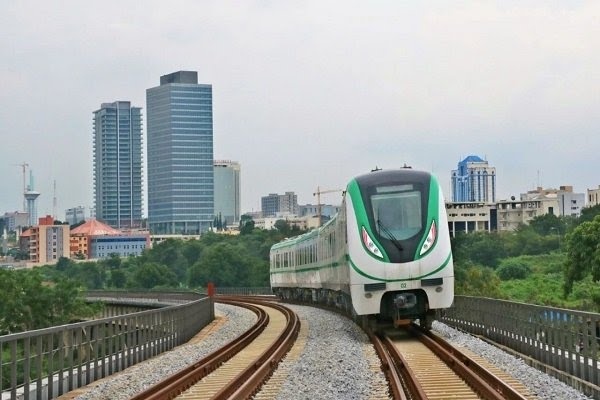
[313,186,343,227]
[13,162,29,211]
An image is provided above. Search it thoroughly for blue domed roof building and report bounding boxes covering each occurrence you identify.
[451,155,496,203]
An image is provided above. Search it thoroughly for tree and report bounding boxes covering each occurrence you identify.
[239,215,255,235]
[109,269,127,288]
[496,259,532,280]
[0,269,100,334]
[452,231,506,268]
[56,256,73,272]
[273,219,290,235]
[528,213,566,236]
[578,204,600,225]
[454,262,501,297]
[564,214,600,295]
[131,262,177,289]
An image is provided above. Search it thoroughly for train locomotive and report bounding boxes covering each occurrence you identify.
[269,168,454,329]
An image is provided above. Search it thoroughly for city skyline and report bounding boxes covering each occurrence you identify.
[1,2,599,216]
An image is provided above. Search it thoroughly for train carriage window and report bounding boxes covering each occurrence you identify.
[372,187,422,240]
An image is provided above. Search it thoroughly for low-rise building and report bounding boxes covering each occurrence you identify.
[587,185,600,207]
[254,215,320,231]
[523,186,585,218]
[70,219,149,259]
[496,196,559,231]
[445,202,497,237]
[28,216,70,264]
[150,234,201,247]
[298,204,340,220]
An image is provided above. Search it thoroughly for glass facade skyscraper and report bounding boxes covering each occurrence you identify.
[146,71,214,234]
[93,101,143,229]
[451,155,496,203]
[214,160,241,226]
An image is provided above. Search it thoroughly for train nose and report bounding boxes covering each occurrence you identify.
[393,293,417,309]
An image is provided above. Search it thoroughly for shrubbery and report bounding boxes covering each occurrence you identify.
[496,259,531,280]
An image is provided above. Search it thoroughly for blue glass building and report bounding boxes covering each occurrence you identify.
[214,160,241,226]
[93,101,143,229]
[451,155,496,203]
[146,71,214,234]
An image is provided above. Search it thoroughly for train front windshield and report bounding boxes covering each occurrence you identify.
[371,185,422,241]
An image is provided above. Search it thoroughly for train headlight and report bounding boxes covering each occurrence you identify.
[419,220,437,256]
[362,227,383,258]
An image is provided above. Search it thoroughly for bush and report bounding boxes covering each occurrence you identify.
[496,259,531,280]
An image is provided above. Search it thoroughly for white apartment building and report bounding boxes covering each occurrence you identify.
[445,202,497,237]
[587,185,600,207]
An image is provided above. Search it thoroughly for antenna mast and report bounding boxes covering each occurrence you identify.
[13,162,29,211]
[53,180,57,219]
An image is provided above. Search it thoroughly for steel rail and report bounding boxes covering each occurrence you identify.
[408,325,529,400]
[419,327,529,400]
[368,331,408,400]
[130,300,268,400]
[382,334,430,400]
[212,300,300,399]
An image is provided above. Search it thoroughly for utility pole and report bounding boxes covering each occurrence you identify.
[313,186,343,227]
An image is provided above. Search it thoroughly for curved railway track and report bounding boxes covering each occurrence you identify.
[131,297,300,400]
[370,324,536,400]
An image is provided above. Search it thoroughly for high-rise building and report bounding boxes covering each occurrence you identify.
[214,160,241,226]
[451,155,496,203]
[261,192,298,217]
[93,101,143,229]
[65,206,86,226]
[147,71,214,234]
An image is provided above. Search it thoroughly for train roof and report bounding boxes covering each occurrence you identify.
[353,168,433,186]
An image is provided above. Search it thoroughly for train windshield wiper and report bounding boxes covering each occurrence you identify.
[377,219,403,251]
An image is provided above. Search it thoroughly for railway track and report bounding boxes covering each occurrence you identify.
[131,297,300,400]
[371,324,537,400]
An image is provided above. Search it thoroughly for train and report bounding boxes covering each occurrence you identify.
[269,167,454,329]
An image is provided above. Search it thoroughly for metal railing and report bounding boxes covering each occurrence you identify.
[439,296,600,399]
[1,291,213,400]
[214,287,273,296]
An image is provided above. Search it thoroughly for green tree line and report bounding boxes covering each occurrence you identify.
[39,219,303,291]
[0,268,100,335]
[452,205,600,311]
[3,205,599,335]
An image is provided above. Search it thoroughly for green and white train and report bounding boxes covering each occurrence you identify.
[269,168,454,328]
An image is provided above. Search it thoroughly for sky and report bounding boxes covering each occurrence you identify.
[1,1,599,218]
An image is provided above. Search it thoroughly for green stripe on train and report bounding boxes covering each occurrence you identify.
[270,252,452,282]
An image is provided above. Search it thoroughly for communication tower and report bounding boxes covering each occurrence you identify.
[24,170,40,227]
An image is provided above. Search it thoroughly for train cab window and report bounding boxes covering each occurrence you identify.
[371,186,422,240]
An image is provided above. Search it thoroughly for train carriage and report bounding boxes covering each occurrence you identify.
[270,168,454,328]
